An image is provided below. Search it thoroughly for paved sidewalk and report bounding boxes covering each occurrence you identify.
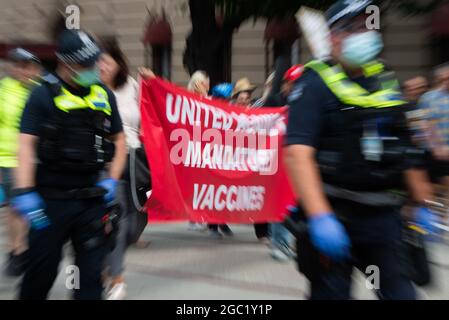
[1,210,448,300]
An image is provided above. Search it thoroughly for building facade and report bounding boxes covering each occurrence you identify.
[0,0,447,95]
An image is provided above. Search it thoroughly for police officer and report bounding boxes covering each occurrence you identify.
[284,0,437,299]
[0,48,41,276]
[10,30,127,300]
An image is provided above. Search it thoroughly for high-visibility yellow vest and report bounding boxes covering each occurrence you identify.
[0,77,32,168]
[304,60,414,192]
[304,60,406,109]
[53,85,111,116]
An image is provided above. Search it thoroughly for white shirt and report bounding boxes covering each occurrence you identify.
[113,76,141,150]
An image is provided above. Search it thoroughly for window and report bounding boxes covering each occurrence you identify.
[265,40,299,79]
[263,17,300,79]
[430,3,449,64]
[150,45,172,80]
[431,35,449,65]
[142,14,173,80]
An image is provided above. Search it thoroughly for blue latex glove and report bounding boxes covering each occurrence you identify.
[96,178,118,203]
[11,191,50,230]
[415,207,439,234]
[0,184,6,206]
[308,213,351,261]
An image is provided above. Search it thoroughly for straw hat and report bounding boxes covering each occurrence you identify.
[232,77,257,98]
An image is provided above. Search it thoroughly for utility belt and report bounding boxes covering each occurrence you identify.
[82,203,121,252]
[324,184,406,207]
[37,186,106,200]
[36,187,122,252]
[282,206,322,281]
[284,202,430,287]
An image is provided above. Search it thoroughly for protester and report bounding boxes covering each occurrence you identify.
[418,63,449,212]
[253,56,304,260]
[186,71,210,232]
[208,83,235,238]
[270,206,296,262]
[267,62,304,261]
[255,58,304,108]
[0,48,41,277]
[404,76,429,104]
[98,39,153,299]
[232,77,257,106]
[0,178,5,207]
[231,77,273,243]
[187,74,235,238]
[211,82,234,101]
[187,70,210,97]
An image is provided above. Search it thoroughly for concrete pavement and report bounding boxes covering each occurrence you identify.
[1,209,448,299]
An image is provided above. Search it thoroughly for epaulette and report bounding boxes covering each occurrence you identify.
[40,73,62,97]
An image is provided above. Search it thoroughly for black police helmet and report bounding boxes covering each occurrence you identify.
[326,0,373,28]
[7,48,40,64]
[55,29,101,67]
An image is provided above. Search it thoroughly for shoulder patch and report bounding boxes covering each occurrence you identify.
[288,83,305,103]
[40,73,62,97]
[41,73,60,85]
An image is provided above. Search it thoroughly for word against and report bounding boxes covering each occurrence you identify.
[66,5,80,30]
[365,265,380,290]
[176,304,273,318]
[166,91,285,175]
[65,265,80,290]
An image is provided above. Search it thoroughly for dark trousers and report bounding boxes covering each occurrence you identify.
[208,224,222,231]
[254,223,269,239]
[209,223,233,230]
[19,197,107,300]
[309,199,415,300]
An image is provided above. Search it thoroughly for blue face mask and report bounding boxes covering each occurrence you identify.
[341,31,384,67]
[72,68,100,87]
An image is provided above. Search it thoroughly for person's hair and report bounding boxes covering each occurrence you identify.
[187,70,209,94]
[99,38,130,89]
[433,62,449,82]
[403,76,427,87]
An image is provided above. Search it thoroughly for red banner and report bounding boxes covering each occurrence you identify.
[140,78,295,223]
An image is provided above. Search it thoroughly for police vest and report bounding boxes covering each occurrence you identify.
[37,75,114,174]
[304,60,419,191]
[0,77,32,167]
